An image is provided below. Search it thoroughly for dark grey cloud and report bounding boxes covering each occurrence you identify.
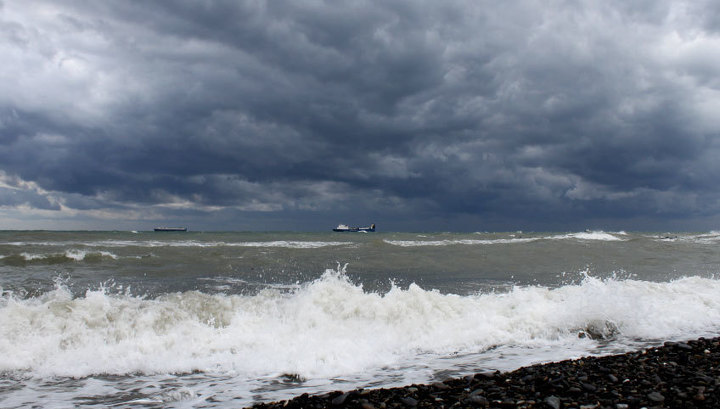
[1,0,719,230]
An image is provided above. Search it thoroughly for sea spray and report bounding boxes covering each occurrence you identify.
[1,267,720,381]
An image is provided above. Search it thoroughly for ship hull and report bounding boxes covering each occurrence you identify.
[333,224,375,232]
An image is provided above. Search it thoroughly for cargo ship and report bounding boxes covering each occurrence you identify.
[332,223,375,232]
[153,227,188,232]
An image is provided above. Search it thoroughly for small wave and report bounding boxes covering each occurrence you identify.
[0,250,119,265]
[198,277,302,291]
[652,232,720,244]
[226,241,348,249]
[383,238,537,247]
[546,231,624,241]
[123,240,348,249]
[687,232,720,244]
[2,240,349,249]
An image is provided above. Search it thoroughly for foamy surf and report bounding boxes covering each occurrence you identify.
[0,250,119,264]
[384,238,538,247]
[383,231,626,247]
[2,268,719,382]
[2,239,348,249]
[546,231,625,241]
[656,231,720,244]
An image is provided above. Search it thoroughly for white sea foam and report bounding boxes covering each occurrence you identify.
[384,238,537,247]
[546,231,624,241]
[197,277,303,292]
[5,250,119,262]
[383,231,625,247]
[1,268,719,382]
[17,252,47,261]
[225,241,348,249]
[2,240,348,249]
[64,250,118,260]
[662,231,720,244]
[126,240,348,249]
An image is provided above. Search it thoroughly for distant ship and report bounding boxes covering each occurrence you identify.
[153,227,188,232]
[333,223,375,232]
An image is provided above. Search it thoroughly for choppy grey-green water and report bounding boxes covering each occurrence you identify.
[1,230,716,295]
[1,230,719,408]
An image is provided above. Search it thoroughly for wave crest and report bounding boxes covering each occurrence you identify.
[0,250,118,265]
[1,269,719,379]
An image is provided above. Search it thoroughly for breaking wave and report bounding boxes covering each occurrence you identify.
[384,231,625,247]
[657,231,720,244]
[2,240,348,249]
[546,231,625,241]
[1,267,718,380]
[0,250,119,265]
[384,238,537,247]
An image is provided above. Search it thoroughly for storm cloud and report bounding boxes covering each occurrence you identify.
[1,0,720,230]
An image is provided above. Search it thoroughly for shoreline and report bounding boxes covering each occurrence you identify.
[250,337,719,408]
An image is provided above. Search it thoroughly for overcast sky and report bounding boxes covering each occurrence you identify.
[1,0,720,231]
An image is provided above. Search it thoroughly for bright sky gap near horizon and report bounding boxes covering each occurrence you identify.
[2,1,720,231]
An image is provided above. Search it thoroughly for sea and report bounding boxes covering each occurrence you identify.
[1,230,719,408]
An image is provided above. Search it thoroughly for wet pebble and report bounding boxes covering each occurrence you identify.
[467,394,489,407]
[544,395,560,409]
[581,382,597,392]
[251,336,720,409]
[647,391,665,402]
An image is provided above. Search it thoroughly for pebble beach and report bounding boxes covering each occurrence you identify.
[251,336,720,409]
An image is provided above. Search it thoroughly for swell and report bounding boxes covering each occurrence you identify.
[0,250,119,265]
[384,231,627,247]
[1,269,719,380]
